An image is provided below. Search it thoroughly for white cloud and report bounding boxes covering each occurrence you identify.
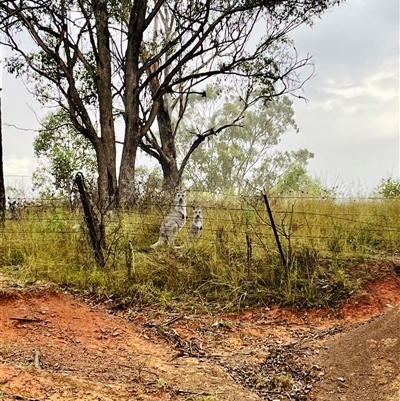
[282,5,399,195]
[324,59,398,103]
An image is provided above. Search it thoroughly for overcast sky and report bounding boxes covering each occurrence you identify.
[284,0,399,195]
[1,0,399,196]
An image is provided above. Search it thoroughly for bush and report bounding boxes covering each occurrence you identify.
[374,177,400,198]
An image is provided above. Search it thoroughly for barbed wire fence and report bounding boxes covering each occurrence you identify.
[3,175,399,309]
[2,187,400,269]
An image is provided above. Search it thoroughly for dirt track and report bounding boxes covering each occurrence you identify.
[1,272,400,401]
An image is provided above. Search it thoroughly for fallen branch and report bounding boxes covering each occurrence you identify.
[145,315,180,328]
[9,317,43,323]
[34,349,41,369]
[164,316,180,326]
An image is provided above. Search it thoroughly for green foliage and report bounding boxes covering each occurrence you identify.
[32,109,97,200]
[274,164,333,197]
[374,177,400,198]
[0,0,344,204]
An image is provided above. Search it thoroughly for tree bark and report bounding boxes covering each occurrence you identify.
[157,98,181,192]
[118,0,147,206]
[143,42,181,192]
[93,0,118,209]
[0,91,5,226]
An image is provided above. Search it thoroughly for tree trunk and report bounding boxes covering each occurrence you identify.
[145,48,181,192]
[96,147,116,212]
[93,0,118,210]
[160,157,180,192]
[119,128,139,206]
[158,102,181,192]
[0,92,5,226]
[118,0,147,206]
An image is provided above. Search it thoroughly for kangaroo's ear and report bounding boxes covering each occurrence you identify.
[192,206,195,211]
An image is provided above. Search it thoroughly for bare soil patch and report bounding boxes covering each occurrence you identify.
[311,305,400,401]
[1,266,400,401]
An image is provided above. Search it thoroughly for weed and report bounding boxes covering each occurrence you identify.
[3,248,25,266]
[156,377,166,387]
[212,319,233,329]
[0,340,14,357]
[271,373,292,390]
[136,357,151,381]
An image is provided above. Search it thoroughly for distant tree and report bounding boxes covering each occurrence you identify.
[176,87,316,194]
[273,164,326,196]
[0,0,345,205]
[33,110,97,202]
[374,177,400,198]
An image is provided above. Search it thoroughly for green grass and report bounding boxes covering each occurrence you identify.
[1,195,399,310]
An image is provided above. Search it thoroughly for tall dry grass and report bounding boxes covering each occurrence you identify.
[1,194,399,310]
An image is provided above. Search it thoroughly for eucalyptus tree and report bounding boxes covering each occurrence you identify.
[0,0,344,206]
[176,87,315,194]
[33,109,97,200]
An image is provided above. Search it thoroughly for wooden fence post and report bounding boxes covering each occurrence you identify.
[74,172,105,267]
[262,192,287,268]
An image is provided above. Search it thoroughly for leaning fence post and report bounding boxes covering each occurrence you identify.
[262,192,286,268]
[74,172,105,267]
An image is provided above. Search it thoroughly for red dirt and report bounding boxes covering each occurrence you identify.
[311,305,400,401]
[1,272,400,401]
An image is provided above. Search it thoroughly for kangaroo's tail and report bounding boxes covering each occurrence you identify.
[150,239,163,249]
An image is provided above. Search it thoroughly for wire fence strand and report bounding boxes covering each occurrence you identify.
[2,194,400,260]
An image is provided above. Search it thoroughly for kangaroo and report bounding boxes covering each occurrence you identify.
[150,190,187,248]
[190,206,203,238]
